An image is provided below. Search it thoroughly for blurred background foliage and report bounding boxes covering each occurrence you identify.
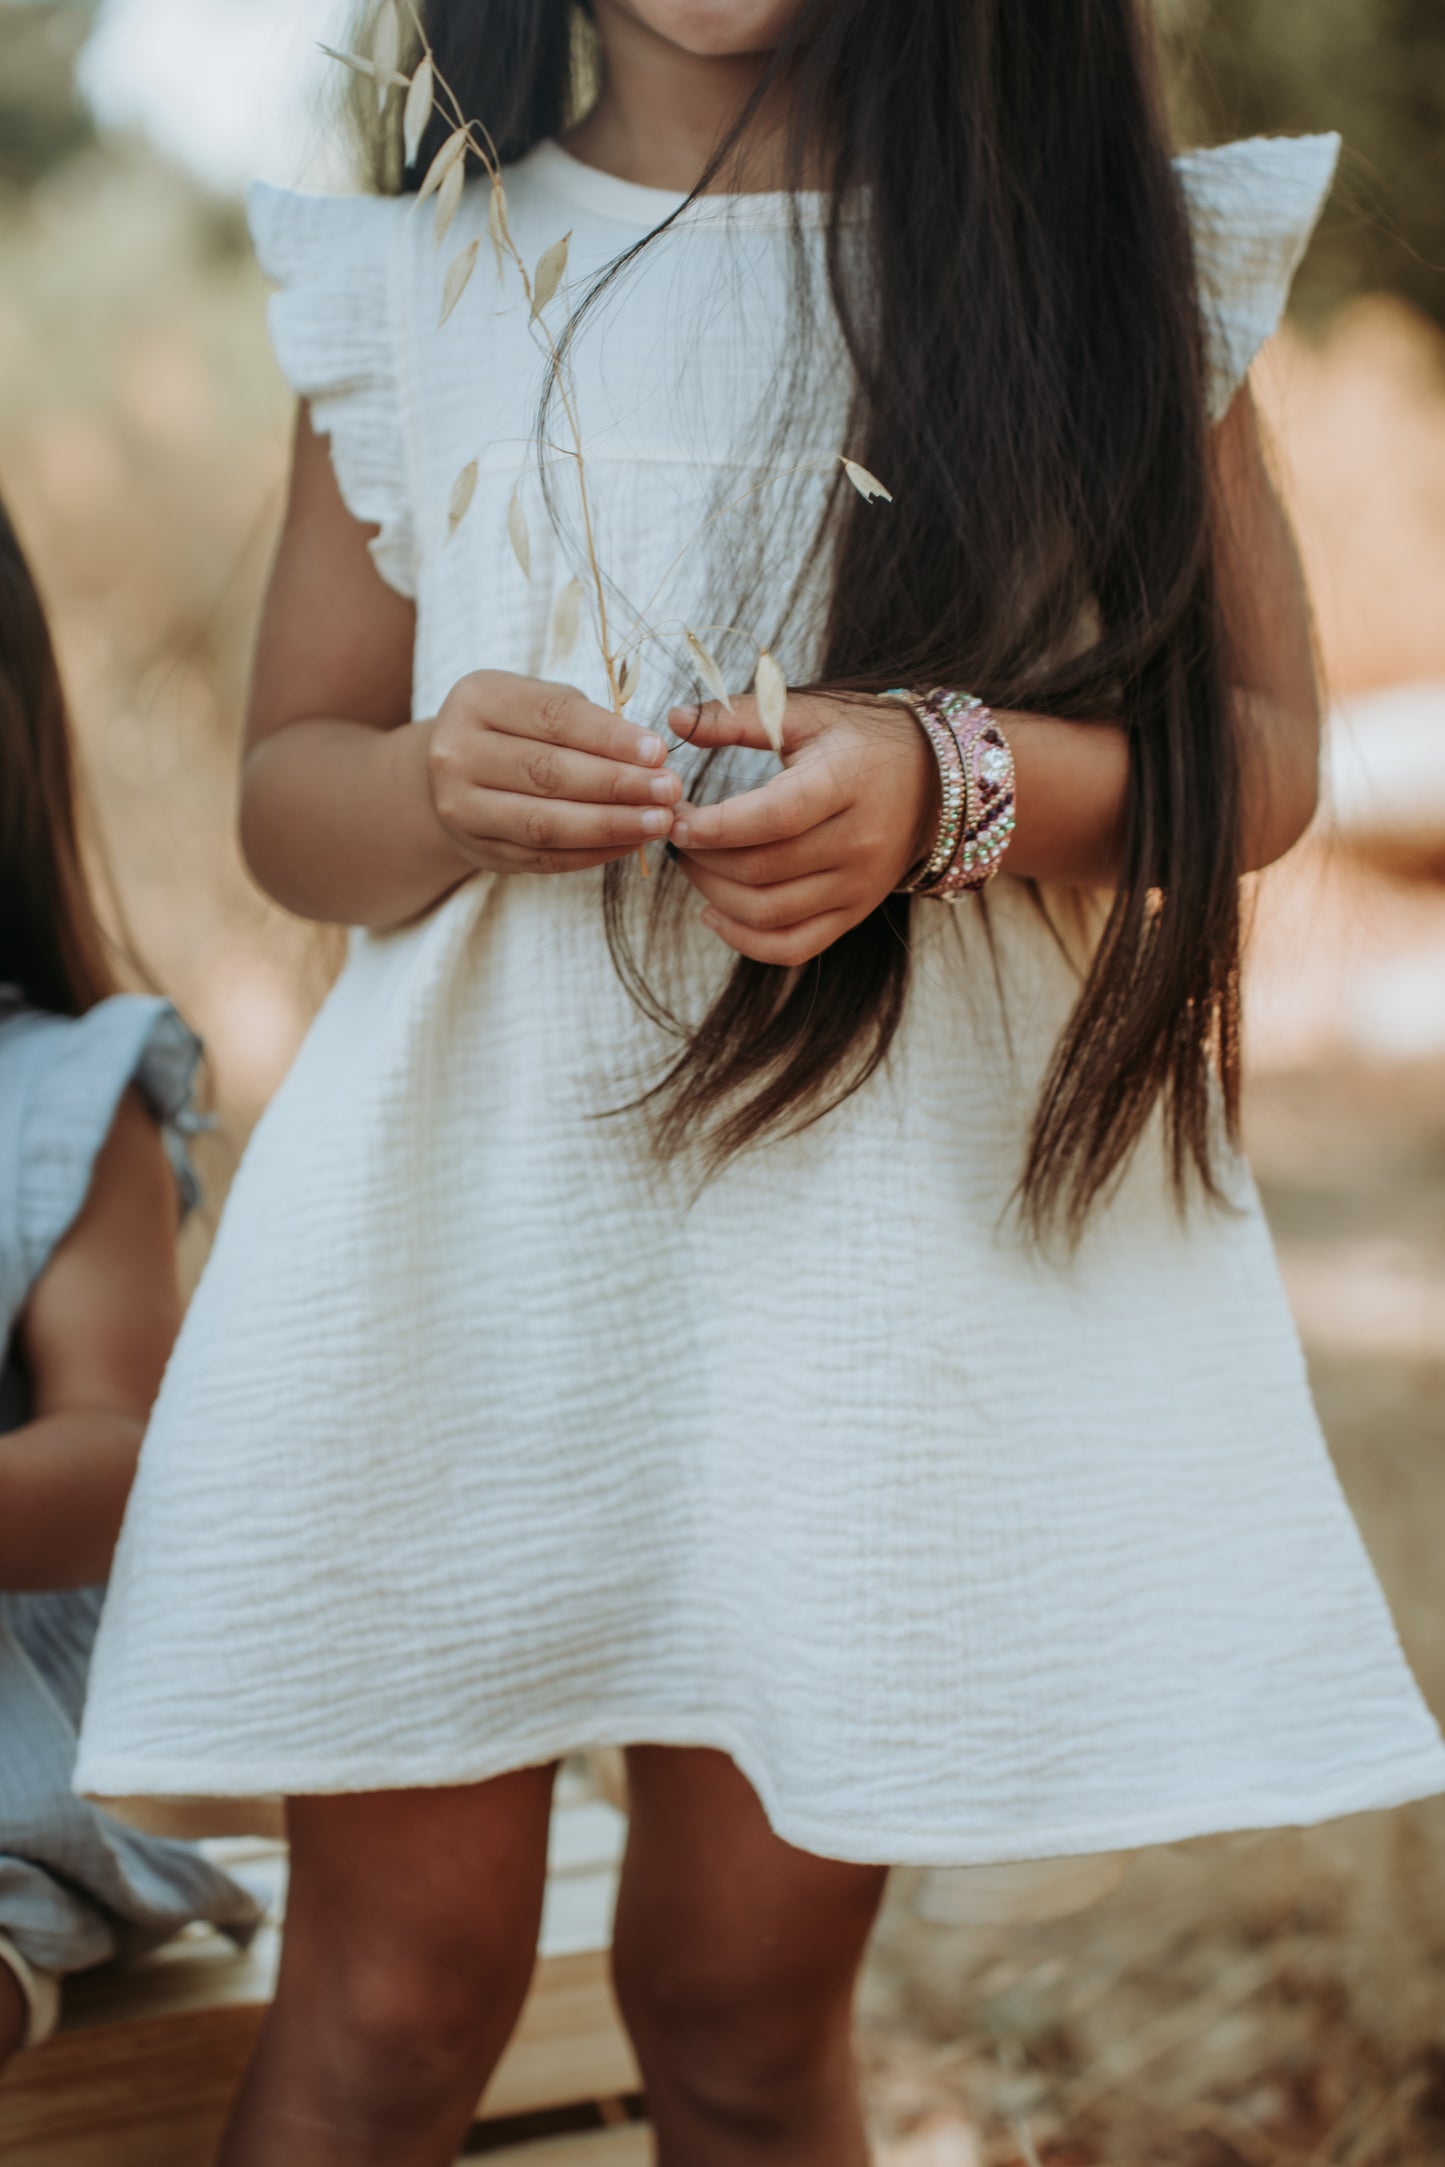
[0,0,97,185]
[1158,0,1445,328]
[2,0,1442,324]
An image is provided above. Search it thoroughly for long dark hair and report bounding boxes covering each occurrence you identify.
[366,0,1244,1235]
[0,494,115,1015]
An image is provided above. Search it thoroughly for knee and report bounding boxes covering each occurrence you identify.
[304,1937,536,2136]
[611,1937,852,2139]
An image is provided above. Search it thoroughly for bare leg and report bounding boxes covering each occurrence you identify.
[217,1763,557,2167]
[611,1747,887,2167]
[0,1958,28,2072]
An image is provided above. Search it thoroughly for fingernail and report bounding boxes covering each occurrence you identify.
[700,909,717,928]
[641,808,671,834]
[636,733,664,764]
[664,840,680,862]
[673,819,691,847]
[649,773,677,803]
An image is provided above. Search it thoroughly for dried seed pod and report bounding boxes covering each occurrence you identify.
[549,578,583,661]
[403,55,434,170]
[683,629,734,715]
[840,456,893,504]
[507,489,531,579]
[439,239,479,327]
[447,460,478,541]
[754,651,787,756]
[417,126,467,209]
[371,1,400,110]
[530,232,571,319]
[317,43,394,83]
[434,155,465,248]
[617,653,641,707]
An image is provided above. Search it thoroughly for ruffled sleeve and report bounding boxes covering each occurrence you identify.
[1175,133,1341,422]
[0,998,205,1336]
[247,182,418,599]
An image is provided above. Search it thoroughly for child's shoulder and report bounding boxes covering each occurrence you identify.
[245,150,580,362]
[248,181,433,599]
[0,988,196,1094]
[246,139,620,275]
[1174,132,1342,418]
[247,156,585,602]
[0,994,202,1330]
[247,178,413,289]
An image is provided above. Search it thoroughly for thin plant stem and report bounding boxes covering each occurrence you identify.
[628,457,842,634]
[398,4,620,710]
[348,6,890,863]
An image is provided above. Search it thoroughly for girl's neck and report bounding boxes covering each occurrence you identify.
[562,2,791,195]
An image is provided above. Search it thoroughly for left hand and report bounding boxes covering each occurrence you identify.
[667,691,939,964]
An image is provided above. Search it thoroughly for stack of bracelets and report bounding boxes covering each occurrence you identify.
[886,688,1018,900]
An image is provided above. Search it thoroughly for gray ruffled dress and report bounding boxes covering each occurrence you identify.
[0,990,259,2035]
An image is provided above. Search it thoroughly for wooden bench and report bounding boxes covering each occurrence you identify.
[0,1796,646,2166]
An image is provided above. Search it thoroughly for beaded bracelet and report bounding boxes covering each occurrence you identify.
[933,699,1017,898]
[886,688,1017,900]
[913,705,968,890]
[884,690,965,893]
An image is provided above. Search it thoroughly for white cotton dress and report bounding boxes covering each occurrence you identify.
[76,132,1445,1866]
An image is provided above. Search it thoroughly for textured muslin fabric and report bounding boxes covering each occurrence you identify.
[1174,133,1345,420]
[0,992,261,1975]
[76,137,1445,1864]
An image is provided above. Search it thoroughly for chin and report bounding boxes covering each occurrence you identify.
[615,0,808,55]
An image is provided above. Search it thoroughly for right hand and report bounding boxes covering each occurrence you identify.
[426,671,679,875]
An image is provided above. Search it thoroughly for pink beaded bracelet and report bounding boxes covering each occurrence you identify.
[887,689,1017,900]
[933,698,1016,897]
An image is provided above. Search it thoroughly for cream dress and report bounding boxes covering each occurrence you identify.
[77,133,1445,1866]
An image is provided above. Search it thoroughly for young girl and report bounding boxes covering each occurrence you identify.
[0,496,259,2067]
[78,2,1444,2160]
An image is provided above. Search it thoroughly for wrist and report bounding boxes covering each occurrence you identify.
[886,689,1018,899]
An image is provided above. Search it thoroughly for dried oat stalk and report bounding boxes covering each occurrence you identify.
[325,9,897,827]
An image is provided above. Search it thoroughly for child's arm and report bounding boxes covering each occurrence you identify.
[240,409,679,930]
[0,1092,181,1591]
[667,386,1322,964]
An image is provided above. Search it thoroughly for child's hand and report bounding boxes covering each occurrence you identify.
[428,671,681,874]
[667,693,938,963]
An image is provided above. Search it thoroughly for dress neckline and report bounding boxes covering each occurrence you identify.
[522,139,831,230]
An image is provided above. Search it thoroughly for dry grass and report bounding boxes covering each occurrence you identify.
[2,143,1443,2163]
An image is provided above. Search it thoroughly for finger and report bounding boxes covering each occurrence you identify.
[676,812,848,886]
[486,840,650,875]
[464,791,673,855]
[677,858,844,932]
[667,697,780,754]
[697,905,854,968]
[461,671,670,768]
[479,735,681,809]
[670,766,839,854]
